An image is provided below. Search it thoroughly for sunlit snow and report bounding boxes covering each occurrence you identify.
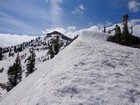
[0,30,140,105]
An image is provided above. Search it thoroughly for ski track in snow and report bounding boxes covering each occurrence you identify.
[0,31,140,105]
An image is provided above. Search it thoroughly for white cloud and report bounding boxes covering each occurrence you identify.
[133,25,140,36]
[130,19,140,25]
[49,0,63,26]
[106,21,112,26]
[44,0,63,26]
[79,4,85,10]
[130,19,140,36]
[67,26,77,32]
[0,33,36,47]
[43,27,66,34]
[72,4,85,15]
[85,26,100,32]
[128,0,140,12]
[42,19,140,38]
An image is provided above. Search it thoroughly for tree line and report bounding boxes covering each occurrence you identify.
[0,50,36,92]
[107,14,140,48]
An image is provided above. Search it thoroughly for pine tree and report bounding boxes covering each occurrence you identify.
[0,47,3,60]
[48,36,62,59]
[14,46,17,53]
[26,49,36,77]
[48,43,55,59]
[122,14,129,38]
[6,54,22,92]
[53,36,60,55]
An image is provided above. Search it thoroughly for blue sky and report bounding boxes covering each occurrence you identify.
[0,0,140,36]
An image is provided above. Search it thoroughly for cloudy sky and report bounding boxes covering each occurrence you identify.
[0,0,140,36]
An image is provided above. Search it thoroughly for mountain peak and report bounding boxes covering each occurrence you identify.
[47,31,62,36]
[46,31,72,41]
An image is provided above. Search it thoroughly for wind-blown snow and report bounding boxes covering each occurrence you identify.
[0,34,36,48]
[0,31,140,105]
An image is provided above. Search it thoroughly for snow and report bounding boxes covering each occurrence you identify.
[0,32,72,99]
[0,30,140,105]
[0,33,36,48]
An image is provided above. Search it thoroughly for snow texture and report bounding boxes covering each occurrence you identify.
[0,31,140,105]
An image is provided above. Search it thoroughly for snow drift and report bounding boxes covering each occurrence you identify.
[0,31,140,105]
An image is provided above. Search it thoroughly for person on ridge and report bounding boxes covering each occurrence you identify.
[113,25,121,43]
[114,25,121,35]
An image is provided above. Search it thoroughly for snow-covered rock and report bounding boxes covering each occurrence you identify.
[0,31,140,105]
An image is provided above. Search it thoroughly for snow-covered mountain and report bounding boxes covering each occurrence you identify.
[0,31,73,100]
[0,30,140,105]
[0,33,36,48]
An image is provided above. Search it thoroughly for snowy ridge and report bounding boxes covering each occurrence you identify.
[80,30,109,41]
[0,31,140,105]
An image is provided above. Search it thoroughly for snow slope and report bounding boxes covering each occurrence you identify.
[0,31,72,99]
[0,33,36,48]
[1,31,140,105]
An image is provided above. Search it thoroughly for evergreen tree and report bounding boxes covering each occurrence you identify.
[9,48,12,57]
[48,43,55,59]
[122,14,129,38]
[53,36,61,55]
[26,49,36,77]
[48,36,62,59]
[6,54,22,92]
[17,44,23,52]
[14,46,17,53]
[0,47,3,60]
